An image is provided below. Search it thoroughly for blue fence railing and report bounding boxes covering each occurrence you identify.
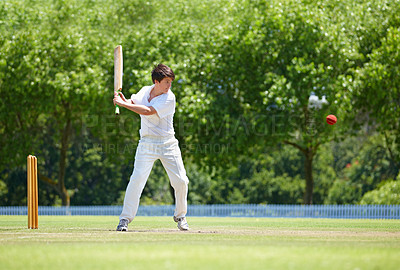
[0,204,399,219]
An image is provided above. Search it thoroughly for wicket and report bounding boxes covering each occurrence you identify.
[27,155,38,229]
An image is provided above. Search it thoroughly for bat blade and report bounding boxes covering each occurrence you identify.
[114,45,123,115]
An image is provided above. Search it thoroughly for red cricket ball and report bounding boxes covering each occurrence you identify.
[326,114,337,125]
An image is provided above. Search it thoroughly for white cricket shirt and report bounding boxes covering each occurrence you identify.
[131,85,176,137]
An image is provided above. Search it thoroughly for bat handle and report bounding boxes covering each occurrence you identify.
[115,90,121,115]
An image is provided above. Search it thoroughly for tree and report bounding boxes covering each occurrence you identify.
[0,1,113,206]
[183,1,356,204]
[1,0,399,206]
[354,27,400,171]
[197,0,400,204]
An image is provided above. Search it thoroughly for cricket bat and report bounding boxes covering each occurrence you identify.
[114,45,123,115]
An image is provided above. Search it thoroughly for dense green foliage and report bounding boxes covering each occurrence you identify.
[0,0,399,206]
[360,176,400,205]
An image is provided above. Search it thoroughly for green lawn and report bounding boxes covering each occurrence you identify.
[1,216,399,270]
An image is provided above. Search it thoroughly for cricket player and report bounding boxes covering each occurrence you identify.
[113,64,189,231]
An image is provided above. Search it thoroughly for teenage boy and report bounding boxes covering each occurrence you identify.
[113,64,189,231]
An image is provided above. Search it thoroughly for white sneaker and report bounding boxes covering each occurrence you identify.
[174,216,189,231]
[116,219,129,231]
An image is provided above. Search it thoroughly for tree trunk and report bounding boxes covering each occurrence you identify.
[58,116,72,206]
[38,105,72,206]
[303,148,314,205]
[284,141,316,205]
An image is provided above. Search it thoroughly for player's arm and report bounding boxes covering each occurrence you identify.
[113,93,156,115]
[122,103,157,116]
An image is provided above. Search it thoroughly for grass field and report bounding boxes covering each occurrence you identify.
[1,216,400,270]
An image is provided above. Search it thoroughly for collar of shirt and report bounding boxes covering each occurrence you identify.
[147,84,169,104]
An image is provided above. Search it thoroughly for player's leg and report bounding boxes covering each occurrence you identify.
[118,142,157,230]
[160,140,189,230]
[119,158,155,223]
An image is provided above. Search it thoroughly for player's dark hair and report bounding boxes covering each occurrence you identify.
[151,64,175,83]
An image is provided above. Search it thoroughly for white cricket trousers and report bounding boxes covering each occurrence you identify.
[119,135,189,223]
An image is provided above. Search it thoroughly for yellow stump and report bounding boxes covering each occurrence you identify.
[27,155,38,229]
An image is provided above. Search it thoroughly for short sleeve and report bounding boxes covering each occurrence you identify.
[130,94,137,103]
[131,86,148,104]
[152,94,175,119]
